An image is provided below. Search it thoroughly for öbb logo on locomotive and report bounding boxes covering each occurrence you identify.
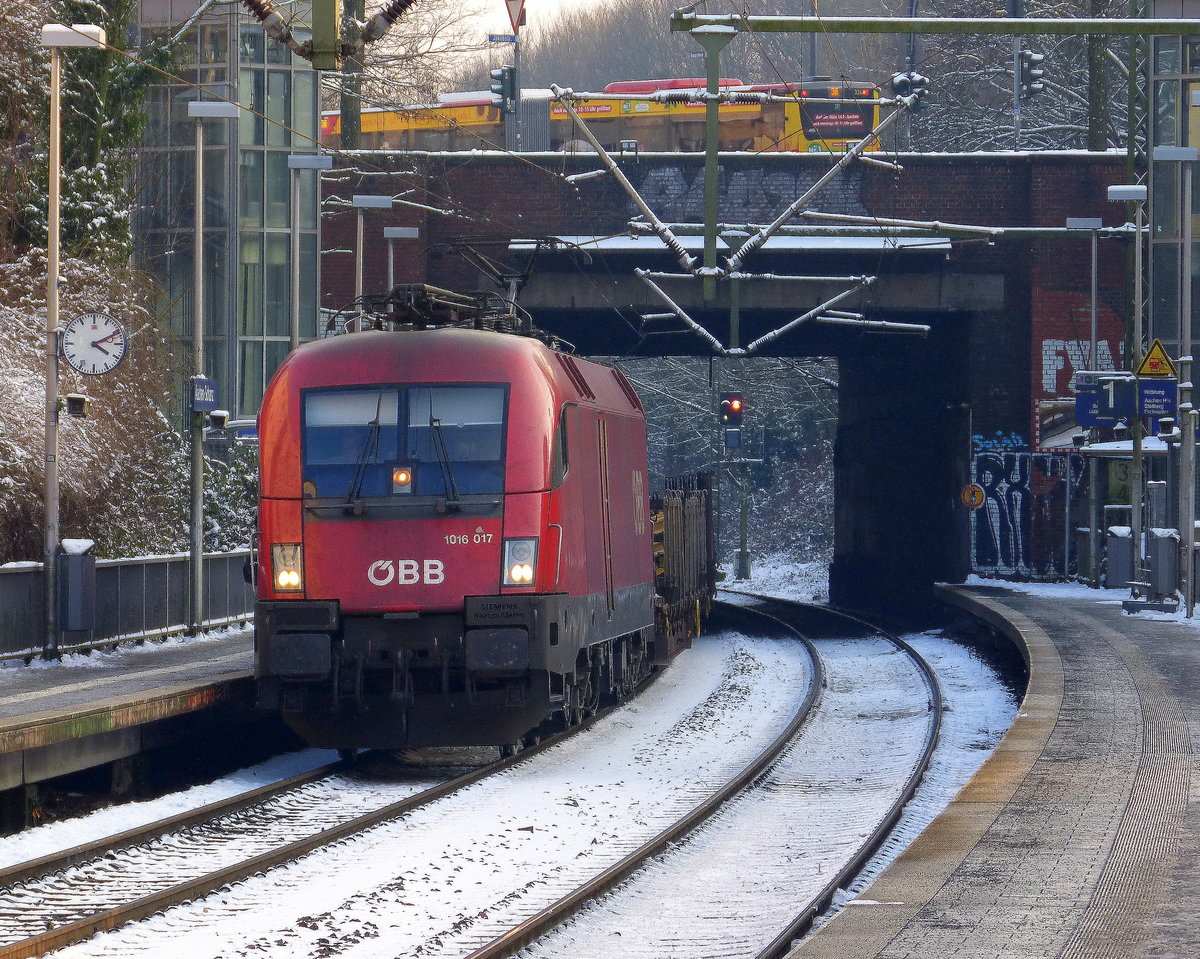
[367,559,446,586]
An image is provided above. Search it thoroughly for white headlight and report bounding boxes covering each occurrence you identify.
[502,538,538,587]
[271,542,304,593]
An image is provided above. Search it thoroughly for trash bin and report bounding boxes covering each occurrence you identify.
[1105,527,1133,589]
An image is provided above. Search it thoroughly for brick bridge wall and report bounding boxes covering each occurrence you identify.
[323,150,1129,599]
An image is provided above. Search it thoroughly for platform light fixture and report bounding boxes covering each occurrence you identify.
[41,23,106,660]
[186,98,240,636]
[288,154,334,351]
[1108,183,1149,597]
[352,195,395,327]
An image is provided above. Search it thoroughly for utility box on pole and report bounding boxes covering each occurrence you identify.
[57,551,96,632]
[1149,529,1179,598]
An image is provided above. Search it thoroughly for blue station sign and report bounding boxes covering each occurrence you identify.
[191,376,218,413]
[1075,373,1117,427]
[1139,378,1178,417]
[1076,372,1178,425]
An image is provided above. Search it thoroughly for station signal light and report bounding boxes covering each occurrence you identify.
[719,392,745,427]
[1020,50,1046,96]
[489,64,517,113]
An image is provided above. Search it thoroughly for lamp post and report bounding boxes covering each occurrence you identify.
[186,99,239,636]
[351,194,394,328]
[40,24,106,660]
[1154,146,1198,613]
[1066,216,1104,587]
[383,226,419,292]
[287,154,332,352]
[1108,183,1148,593]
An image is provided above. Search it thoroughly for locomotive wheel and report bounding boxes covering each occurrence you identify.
[560,683,580,729]
[581,659,601,718]
[616,642,636,700]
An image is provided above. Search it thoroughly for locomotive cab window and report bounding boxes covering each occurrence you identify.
[301,384,507,500]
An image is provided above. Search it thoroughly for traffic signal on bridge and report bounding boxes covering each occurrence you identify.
[719,392,745,427]
[489,64,517,113]
[890,72,929,108]
[1020,50,1045,96]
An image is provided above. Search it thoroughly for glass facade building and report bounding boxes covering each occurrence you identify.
[135,1,322,417]
[1150,16,1200,357]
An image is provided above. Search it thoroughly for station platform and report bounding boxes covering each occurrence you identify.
[792,581,1199,959]
[0,630,254,798]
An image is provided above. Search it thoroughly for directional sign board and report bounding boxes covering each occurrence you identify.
[1139,378,1178,417]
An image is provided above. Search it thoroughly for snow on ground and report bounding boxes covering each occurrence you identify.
[721,553,829,603]
[54,631,814,958]
[0,555,1050,958]
[815,627,1019,925]
[0,748,339,870]
[0,621,252,671]
[966,572,1200,630]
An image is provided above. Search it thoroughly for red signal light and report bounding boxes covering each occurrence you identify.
[718,392,745,426]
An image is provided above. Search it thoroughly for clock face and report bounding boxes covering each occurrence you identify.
[61,312,129,375]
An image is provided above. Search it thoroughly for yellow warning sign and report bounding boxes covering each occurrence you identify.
[1136,339,1178,378]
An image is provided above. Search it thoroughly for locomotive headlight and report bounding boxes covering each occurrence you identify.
[271,542,304,593]
[502,537,539,587]
[391,465,413,493]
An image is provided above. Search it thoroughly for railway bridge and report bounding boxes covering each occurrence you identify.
[324,149,1130,612]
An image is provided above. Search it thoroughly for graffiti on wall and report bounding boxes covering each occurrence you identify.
[628,165,867,223]
[1039,338,1118,398]
[971,441,1031,575]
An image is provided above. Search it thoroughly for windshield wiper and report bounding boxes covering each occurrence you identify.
[429,416,463,511]
[345,392,385,514]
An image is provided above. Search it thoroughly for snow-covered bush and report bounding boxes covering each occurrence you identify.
[0,253,189,563]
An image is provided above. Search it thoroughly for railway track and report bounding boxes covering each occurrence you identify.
[494,597,943,959]
[0,713,612,959]
[3,601,943,959]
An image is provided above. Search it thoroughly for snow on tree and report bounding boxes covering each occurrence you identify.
[615,355,838,567]
[0,4,254,564]
[0,253,190,564]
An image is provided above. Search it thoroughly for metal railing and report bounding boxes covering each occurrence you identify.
[0,551,254,660]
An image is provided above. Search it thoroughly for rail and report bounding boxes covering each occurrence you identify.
[0,551,254,660]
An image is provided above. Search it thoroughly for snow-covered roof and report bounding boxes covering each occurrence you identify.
[510,234,952,253]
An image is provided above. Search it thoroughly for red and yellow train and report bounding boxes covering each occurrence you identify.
[253,319,714,751]
[321,77,880,154]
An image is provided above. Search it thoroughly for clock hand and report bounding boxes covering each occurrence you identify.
[91,332,119,346]
[93,344,111,356]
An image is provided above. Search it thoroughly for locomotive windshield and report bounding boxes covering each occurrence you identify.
[302,384,507,499]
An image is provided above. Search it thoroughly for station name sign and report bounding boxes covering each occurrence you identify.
[191,376,218,413]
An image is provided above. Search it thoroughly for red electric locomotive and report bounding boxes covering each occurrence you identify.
[253,317,708,751]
